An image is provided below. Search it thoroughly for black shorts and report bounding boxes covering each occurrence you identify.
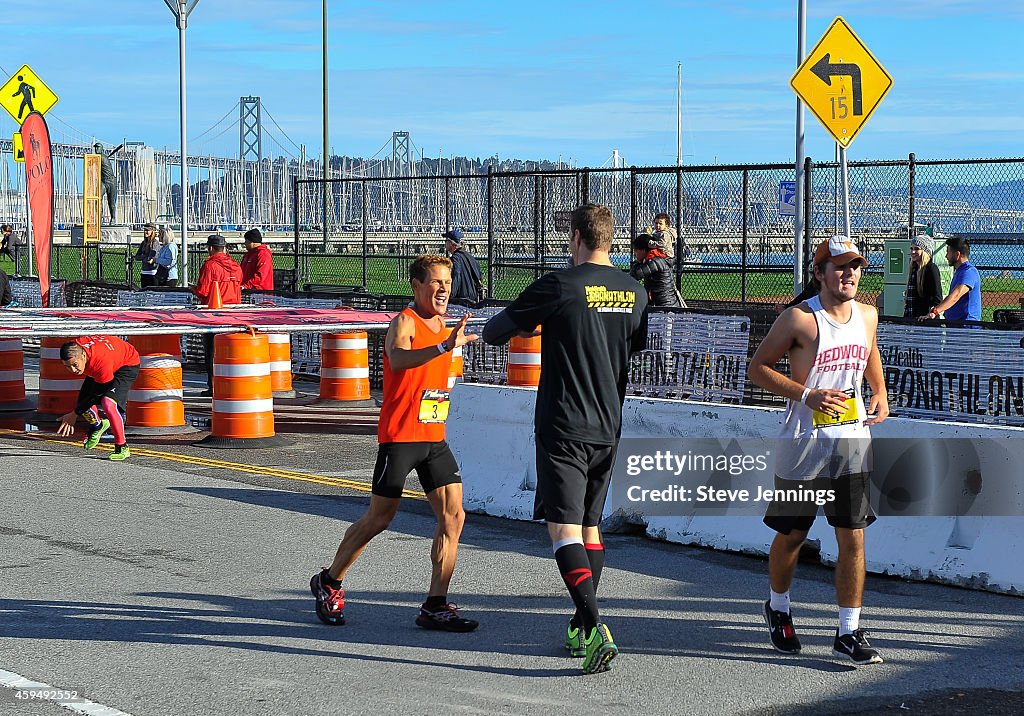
[534,434,617,526]
[763,472,876,533]
[75,365,140,415]
[371,441,461,499]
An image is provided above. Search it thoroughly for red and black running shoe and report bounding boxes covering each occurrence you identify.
[310,569,345,625]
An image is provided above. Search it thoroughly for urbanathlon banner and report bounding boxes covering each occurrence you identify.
[21,111,53,307]
[878,322,1024,427]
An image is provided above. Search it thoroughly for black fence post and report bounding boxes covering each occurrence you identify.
[908,152,916,240]
[741,168,749,303]
[533,174,542,281]
[486,166,494,299]
[675,167,683,289]
[292,176,300,290]
[361,178,368,289]
[629,169,638,244]
[581,170,590,205]
[803,156,813,274]
[444,176,451,233]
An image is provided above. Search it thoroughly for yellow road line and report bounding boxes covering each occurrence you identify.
[0,429,425,500]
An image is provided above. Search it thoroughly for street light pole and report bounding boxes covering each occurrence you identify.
[322,0,329,252]
[164,0,200,287]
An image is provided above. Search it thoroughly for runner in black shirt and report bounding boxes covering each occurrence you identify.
[483,203,648,674]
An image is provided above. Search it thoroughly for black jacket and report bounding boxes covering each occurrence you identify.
[904,260,943,317]
[629,255,681,307]
[449,248,482,303]
[0,268,11,306]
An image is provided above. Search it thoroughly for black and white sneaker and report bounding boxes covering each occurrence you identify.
[833,629,883,665]
[763,601,801,654]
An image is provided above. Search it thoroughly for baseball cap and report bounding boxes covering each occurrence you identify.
[143,222,156,230]
[442,228,464,244]
[813,235,867,268]
[243,228,263,243]
[206,234,227,247]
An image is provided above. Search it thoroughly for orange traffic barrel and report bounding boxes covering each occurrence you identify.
[507,334,541,387]
[197,332,287,448]
[0,338,34,412]
[126,334,195,435]
[37,337,83,416]
[448,344,463,389]
[317,332,375,406]
[267,333,297,398]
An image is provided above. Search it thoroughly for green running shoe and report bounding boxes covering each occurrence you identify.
[109,445,131,461]
[582,623,618,674]
[565,623,586,658]
[83,419,110,450]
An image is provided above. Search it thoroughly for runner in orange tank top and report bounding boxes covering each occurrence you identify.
[310,255,481,632]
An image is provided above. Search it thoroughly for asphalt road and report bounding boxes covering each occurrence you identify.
[0,381,1022,715]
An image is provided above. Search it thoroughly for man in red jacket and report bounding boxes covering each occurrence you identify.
[194,234,242,305]
[240,228,274,291]
[194,234,243,395]
[56,335,141,461]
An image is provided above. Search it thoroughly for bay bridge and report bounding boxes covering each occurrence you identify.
[0,96,1022,245]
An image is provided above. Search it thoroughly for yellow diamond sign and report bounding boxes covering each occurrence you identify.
[790,17,892,147]
[12,132,24,163]
[0,64,59,125]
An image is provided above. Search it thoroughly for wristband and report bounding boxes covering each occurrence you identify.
[800,387,811,405]
[437,342,449,355]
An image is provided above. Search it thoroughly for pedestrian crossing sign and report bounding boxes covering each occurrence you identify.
[0,64,59,125]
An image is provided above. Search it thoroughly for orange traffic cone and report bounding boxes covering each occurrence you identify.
[208,280,224,309]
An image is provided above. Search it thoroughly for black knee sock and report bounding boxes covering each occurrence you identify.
[572,541,605,628]
[554,540,599,633]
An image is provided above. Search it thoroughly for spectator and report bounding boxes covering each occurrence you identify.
[652,212,692,263]
[630,233,682,307]
[443,229,483,304]
[155,226,178,287]
[193,234,243,396]
[240,228,274,291]
[0,224,14,262]
[904,235,943,318]
[0,265,11,307]
[135,223,159,288]
[927,237,981,321]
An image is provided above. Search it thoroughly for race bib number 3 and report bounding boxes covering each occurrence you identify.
[812,388,860,428]
[418,389,451,424]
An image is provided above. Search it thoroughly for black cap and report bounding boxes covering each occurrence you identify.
[206,234,227,247]
[243,228,263,243]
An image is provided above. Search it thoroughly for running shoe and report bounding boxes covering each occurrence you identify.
[108,445,131,461]
[415,602,478,632]
[763,601,801,654]
[310,569,346,625]
[565,622,586,657]
[833,629,883,665]
[83,419,110,450]
[582,623,618,674]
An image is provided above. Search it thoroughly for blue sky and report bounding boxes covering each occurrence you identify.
[1,0,1021,168]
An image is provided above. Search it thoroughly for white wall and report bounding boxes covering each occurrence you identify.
[448,383,1024,594]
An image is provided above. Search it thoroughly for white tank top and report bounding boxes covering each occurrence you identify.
[774,295,872,480]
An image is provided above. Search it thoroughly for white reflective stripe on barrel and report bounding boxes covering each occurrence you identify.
[321,367,370,379]
[40,347,62,360]
[267,334,290,344]
[39,378,84,391]
[128,388,184,402]
[508,352,542,365]
[213,363,271,377]
[0,340,21,351]
[212,398,274,414]
[140,356,181,369]
[269,361,292,372]
[0,370,25,381]
[323,338,367,350]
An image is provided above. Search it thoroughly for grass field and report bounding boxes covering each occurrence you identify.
[6,248,1021,322]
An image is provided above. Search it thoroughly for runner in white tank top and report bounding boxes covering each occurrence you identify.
[747,235,891,666]
[775,294,872,480]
